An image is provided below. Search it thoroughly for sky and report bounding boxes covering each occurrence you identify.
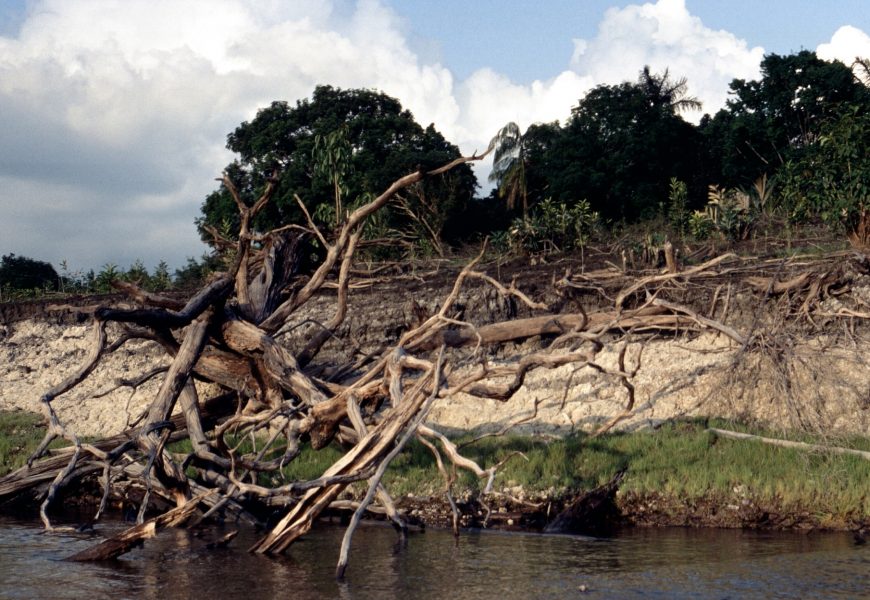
[0,0,868,274]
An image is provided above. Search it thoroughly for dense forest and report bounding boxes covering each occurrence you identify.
[2,50,869,297]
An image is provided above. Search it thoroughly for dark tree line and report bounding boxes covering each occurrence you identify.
[493,53,869,225]
[0,254,58,293]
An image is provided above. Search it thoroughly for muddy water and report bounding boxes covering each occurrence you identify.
[0,515,867,599]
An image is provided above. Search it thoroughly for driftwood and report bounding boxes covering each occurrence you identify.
[707,428,870,461]
[543,469,625,535]
[66,492,212,561]
[2,147,868,577]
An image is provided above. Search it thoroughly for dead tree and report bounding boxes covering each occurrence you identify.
[2,152,596,570]
[4,149,845,576]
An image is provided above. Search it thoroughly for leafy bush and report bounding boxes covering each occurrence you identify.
[706,185,755,241]
[150,261,172,291]
[688,210,715,240]
[504,198,599,255]
[0,254,58,294]
[507,216,542,254]
[174,254,225,290]
[94,263,120,293]
[780,105,870,248]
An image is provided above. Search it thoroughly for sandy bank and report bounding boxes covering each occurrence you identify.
[2,317,868,438]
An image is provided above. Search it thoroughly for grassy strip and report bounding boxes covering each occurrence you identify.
[0,410,53,476]
[4,411,869,520]
[270,418,870,519]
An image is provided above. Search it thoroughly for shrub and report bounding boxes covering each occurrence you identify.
[505,198,599,255]
[779,105,870,248]
[688,210,715,240]
[706,185,755,241]
[668,178,689,235]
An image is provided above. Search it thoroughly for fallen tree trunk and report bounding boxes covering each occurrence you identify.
[707,428,870,461]
[66,492,212,561]
[2,148,800,578]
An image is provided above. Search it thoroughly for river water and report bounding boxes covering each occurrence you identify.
[0,515,867,599]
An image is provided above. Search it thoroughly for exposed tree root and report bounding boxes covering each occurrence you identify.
[2,151,868,577]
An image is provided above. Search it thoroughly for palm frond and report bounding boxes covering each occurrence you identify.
[672,96,703,113]
[638,65,702,113]
[853,57,870,85]
[488,121,529,215]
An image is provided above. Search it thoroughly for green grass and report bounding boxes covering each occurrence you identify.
[0,410,52,476]
[5,410,869,520]
[379,419,870,518]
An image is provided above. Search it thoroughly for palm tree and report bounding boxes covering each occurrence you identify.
[488,122,529,218]
[637,66,702,114]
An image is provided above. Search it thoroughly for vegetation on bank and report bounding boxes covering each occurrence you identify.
[0,410,53,476]
[3,51,869,301]
[0,253,209,302]
[3,410,867,526]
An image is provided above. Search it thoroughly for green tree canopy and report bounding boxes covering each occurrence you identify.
[539,67,702,222]
[0,254,58,291]
[701,51,870,187]
[780,103,870,247]
[198,85,477,248]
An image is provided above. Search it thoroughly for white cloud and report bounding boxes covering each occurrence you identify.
[0,0,813,272]
[569,0,765,120]
[0,0,465,271]
[456,69,592,148]
[817,25,870,66]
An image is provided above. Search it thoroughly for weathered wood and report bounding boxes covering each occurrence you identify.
[664,241,677,274]
[251,356,436,554]
[66,492,211,561]
[614,253,738,307]
[245,231,306,323]
[135,308,215,505]
[219,318,328,405]
[3,148,771,579]
[0,393,234,501]
[259,150,492,333]
[417,306,688,350]
[708,428,870,460]
[94,276,232,329]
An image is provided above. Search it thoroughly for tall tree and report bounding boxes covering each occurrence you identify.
[637,66,703,114]
[544,75,701,222]
[198,86,477,248]
[702,51,870,188]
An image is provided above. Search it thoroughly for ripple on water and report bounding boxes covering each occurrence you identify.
[0,516,867,600]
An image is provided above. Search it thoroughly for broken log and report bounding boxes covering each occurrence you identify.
[5,144,801,581]
[67,492,212,561]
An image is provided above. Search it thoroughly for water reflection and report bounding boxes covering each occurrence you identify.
[0,515,866,599]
